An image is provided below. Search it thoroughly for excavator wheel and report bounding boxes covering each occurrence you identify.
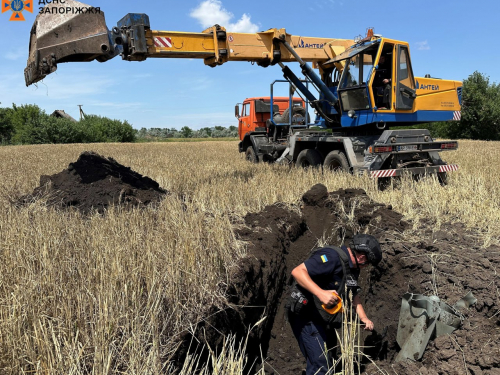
[437,172,448,186]
[377,177,393,191]
[245,146,259,163]
[323,150,350,172]
[296,149,322,169]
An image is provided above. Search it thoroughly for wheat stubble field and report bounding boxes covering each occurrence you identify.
[0,140,499,374]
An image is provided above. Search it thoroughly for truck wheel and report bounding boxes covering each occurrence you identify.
[377,177,392,191]
[245,146,258,163]
[437,172,448,186]
[296,149,322,169]
[323,150,350,172]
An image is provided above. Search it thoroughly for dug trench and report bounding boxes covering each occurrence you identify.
[176,184,500,375]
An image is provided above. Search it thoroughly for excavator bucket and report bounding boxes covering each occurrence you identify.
[25,0,114,86]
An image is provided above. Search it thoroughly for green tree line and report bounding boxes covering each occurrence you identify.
[136,125,238,140]
[0,104,239,145]
[0,104,135,144]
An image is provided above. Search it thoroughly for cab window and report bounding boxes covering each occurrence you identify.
[339,49,377,111]
[342,56,361,88]
[362,54,374,83]
[341,52,376,88]
[242,103,250,116]
[398,47,414,89]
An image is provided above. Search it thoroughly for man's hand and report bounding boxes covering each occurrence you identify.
[361,317,374,331]
[318,290,339,307]
[291,264,341,308]
[383,78,390,84]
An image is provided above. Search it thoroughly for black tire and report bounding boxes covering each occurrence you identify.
[245,146,258,163]
[437,172,448,186]
[377,176,400,191]
[296,149,323,169]
[323,150,350,172]
[274,106,310,124]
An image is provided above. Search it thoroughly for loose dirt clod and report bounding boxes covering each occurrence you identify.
[176,184,500,374]
[21,151,167,214]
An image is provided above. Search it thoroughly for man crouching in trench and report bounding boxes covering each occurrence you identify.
[286,234,382,375]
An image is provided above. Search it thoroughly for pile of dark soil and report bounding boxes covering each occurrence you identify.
[21,152,167,214]
[176,184,500,375]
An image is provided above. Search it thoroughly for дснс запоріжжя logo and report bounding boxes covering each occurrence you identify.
[2,0,33,21]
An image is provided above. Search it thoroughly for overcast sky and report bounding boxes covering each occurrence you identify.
[1,0,498,129]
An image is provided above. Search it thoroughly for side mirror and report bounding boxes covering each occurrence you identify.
[235,104,240,118]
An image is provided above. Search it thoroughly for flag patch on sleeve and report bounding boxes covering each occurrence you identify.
[321,255,328,263]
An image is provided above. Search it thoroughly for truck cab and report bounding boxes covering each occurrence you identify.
[235,97,305,141]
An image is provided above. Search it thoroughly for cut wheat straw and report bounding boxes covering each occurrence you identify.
[0,140,498,373]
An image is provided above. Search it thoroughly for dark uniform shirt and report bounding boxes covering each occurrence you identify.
[289,246,363,374]
[303,246,360,299]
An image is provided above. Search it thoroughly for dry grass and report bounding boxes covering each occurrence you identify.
[0,140,498,374]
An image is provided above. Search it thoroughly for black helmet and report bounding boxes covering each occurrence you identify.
[351,234,382,266]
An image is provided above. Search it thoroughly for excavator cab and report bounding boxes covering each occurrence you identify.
[333,38,420,127]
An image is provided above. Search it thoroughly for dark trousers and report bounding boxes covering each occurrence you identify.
[289,314,338,375]
[375,84,391,108]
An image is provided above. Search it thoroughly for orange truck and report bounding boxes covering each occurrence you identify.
[235,97,308,162]
[236,97,305,140]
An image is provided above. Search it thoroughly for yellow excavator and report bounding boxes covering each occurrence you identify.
[25,0,460,181]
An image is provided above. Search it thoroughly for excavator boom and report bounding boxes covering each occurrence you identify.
[25,0,352,86]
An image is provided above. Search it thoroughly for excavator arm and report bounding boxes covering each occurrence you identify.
[145,27,351,67]
[25,0,352,86]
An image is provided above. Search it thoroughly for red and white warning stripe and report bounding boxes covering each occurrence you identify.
[154,37,172,48]
[370,169,397,178]
[438,164,459,173]
[453,111,461,121]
